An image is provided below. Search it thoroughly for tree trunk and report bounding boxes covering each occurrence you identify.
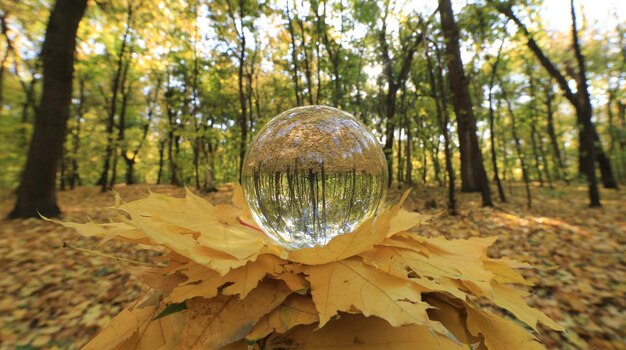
[502,88,532,209]
[227,0,248,183]
[109,149,118,188]
[404,99,413,185]
[190,3,201,190]
[69,78,85,189]
[0,13,11,111]
[496,0,608,205]
[167,116,179,185]
[296,13,314,105]
[59,144,67,191]
[18,72,39,150]
[426,42,456,214]
[9,0,88,218]
[157,139,165,185]
[569,0,601,205]
[312,0,342,107]
[286,1,302,106]
[544,82,568,182]
[116,45,133,187]
[594,127,618,189]
[606,87,623,179]
[378,3,420,187]
[97,3,132,192]
[314,25,322,104]
[488,40,506,202]
[397,116,404,184]
[421,141,428,184]
[529,123,544,186]
[526,68,552,188]
[439,0,492,206]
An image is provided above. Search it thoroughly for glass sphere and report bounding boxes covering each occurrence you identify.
[242,105,388,249]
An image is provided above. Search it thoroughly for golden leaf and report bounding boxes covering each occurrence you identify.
[287,217,386,265]
[122,190,269,261]
[62,187,562,349]
[466,307,547,350]
[246,294,319,341]
[83,292,182,350]
[272,272,310,294]
[386,209,429,238]
[166,265,222,303]
[305,257,441,332]
[167,254,286,303]
[180,279,292,349]
[265,313,467,350]
[484,258,533,285]
[52,219,150,245]
[420,236,498,296]
[113,311,185,350]
[126,213,251,275]
[359,245,468,300]
[423,293,482,345]
[491,282,564,331]
[82,304,158,350]
[122,264,187,293]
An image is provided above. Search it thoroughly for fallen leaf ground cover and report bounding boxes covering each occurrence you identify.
[0,183,623,349]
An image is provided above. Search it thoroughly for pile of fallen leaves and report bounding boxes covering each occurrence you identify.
[51,185,562,349]
[0,183,623,349]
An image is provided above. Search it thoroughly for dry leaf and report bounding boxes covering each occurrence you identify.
[305,257,441,332]
[246,294,319,341]
[491,282,564,331]
[181,279,291,349]
[82,299,159,350]
[167,254,286,303]
[61,185,563,349]
[467,307,546,350]
[265,313,467,349]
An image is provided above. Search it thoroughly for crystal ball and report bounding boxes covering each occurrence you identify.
[242,105,388,249]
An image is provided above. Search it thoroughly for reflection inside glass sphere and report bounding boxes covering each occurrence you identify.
[242,106,388,249]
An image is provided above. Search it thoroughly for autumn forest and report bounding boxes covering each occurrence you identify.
[0,0,624,348]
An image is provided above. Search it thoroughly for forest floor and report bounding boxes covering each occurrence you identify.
[0,183,624,350]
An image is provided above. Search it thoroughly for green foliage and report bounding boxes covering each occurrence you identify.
[0,0,624,192]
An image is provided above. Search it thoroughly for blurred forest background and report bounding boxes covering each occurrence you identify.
[0,0,624,216]
[0,0,625,349]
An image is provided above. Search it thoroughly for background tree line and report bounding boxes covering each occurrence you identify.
[1,0,624,217]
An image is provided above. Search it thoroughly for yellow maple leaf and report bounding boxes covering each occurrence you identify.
[484,258,533,286]
[51,219,150,245]
[359,245,468,300]
[420,236,497,296]
[271,271,310,294]
[304,257,444,333]
[82,304,158,350]
[126,213,252,275]
[115,311,185,350]
[180,279,292,349]
[466,307,547,350]
[246,294,319,341]
[490,282,564,331]
[265,313,467,349]
[62,186,563,350]
[386,208,430,238]
[122,264,187,293]
[287,217,385,265]
[167,254,286,303]
[122,190,270,261]
[423,293,482,345]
